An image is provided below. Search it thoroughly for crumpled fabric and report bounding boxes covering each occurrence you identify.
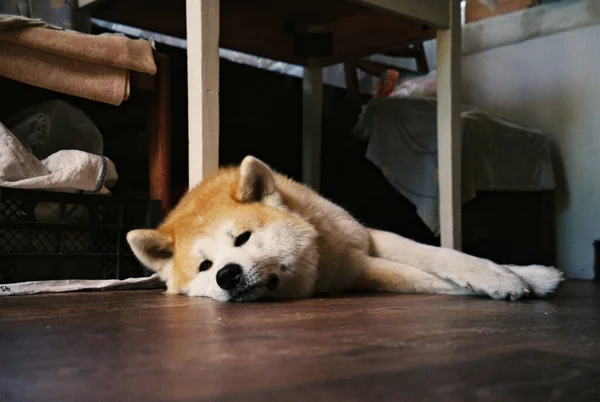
[354,97,555,235]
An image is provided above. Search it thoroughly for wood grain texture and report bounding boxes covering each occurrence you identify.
[1,282,600,401]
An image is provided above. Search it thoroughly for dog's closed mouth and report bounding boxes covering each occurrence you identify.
[266,274,279,290]
[229,285,264,302]
[230,275,279,302]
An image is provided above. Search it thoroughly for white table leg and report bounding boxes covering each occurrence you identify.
[436,0,462,249]
[186,0,220,188]
[302,66,323,191]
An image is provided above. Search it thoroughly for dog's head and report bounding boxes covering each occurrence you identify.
[127,156,318,301]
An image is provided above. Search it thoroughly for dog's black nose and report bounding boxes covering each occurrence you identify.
[216,264,242,290]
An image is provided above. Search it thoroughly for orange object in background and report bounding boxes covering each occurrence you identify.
[466,0,535,23]
[374,69,400,99]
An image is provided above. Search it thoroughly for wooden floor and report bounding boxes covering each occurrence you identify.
[1,282,600,401]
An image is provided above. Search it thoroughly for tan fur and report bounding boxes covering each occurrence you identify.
[128,156,564,302]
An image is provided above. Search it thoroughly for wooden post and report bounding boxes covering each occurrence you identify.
[147,53,172,215]
[302,66,323,190]
[186,0,220,188]
[436,0,462,249]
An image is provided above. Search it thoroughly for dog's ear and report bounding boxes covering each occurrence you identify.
[237,156,284,207]
[127,229,174,281]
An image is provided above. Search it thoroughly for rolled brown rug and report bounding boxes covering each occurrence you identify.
[0,14,156,105]
[0,39,130,105]
[0,26,157,75]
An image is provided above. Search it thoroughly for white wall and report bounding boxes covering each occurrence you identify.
[460,25,600,278]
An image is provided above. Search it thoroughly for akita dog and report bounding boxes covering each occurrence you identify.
[127,156,563,302]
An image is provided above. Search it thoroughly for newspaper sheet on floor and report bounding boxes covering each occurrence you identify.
[0,274,164,296]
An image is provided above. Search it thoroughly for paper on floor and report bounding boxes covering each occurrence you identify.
[0,274,163,296]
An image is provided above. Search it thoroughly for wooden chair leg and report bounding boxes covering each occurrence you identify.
[186,0,220,188]
[437,0,462,250]
[147,53,172,215]
[343,61,362,113]
[302,66,323,191]
[415,42,430,73]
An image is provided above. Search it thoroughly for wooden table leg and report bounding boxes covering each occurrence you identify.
[302,66,323,190]
[186,0,220,188]
[148,53,172,215]
[436,0,462,249]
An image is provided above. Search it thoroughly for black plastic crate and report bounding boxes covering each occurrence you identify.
[0,187,162,284]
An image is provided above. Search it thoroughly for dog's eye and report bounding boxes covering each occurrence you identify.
[199,260,213,272]
[234,231,251,247]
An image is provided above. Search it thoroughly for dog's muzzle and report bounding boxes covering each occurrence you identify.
[226,273,280,302]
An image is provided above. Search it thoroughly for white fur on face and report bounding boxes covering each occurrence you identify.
[184,218,318,301]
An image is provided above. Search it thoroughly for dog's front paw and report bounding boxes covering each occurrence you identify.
[447,263,531,300]
[505,265,564,298]
[468,270,531,300]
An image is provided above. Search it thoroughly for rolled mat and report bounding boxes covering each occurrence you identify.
[0,27,156,75]
[0,40,130,106]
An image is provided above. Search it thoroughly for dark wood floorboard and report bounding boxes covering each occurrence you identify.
[1,282,600,401]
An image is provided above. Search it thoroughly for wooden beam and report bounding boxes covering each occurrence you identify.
[352,0,450,29]
[302,66,323,190]
[414,42,430,73]
[186,0,219,188]
[147,53,172,215]
[436,0,461,249]
[381,47,422,58]
[354,58,419,76]
[343,62,362,112]
[91,0,437,68]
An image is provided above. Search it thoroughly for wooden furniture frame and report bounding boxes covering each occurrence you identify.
[131,53,171,215]
[92,0,462,249]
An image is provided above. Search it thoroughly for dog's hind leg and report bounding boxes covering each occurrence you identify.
[368,229,563,300]
[354,255,475,296]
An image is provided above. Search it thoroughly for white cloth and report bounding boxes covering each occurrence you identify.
[354,97,556,236]
[0,274,163,296]
[0,120,117,193]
